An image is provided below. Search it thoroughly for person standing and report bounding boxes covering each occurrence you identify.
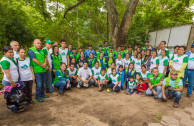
[77,52,87,69]
[42,40,53,93]
[10,40,20,60]
[158,50,168,75]
[142,40,149,52]
[158,41,169,58]
[102,41,109,59]
[96,45,104,59]
[27,39,49,102]
[59,39,69,66]
[84,44,96,58]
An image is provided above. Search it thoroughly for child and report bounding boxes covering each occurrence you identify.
[135,73,141,84]
[117,65,126,90]
[92,61,101,86]
[124,53,132,72]
[133,53,144,73]
[115,54,124,70]
[67,63,78,87]
[149,50,159,72]
[126,63,136,81]
[124,76,136,95]
[140,65,150,84]
[136,78,148,96]
[97,69,108,92]
[107,68,121,92]
[107,62,115,77]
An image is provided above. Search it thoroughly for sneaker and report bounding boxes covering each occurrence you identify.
[91,85,94,88]
[83,83,89,87]
[173,104,179,108]
[36,98,44,103]
[28,100,35,104]
[107,88,110,93]
[77,84,81,88]
[59,91,64,96]
[42,95,49,98]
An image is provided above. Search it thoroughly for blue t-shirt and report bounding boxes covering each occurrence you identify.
[162,78,183,89]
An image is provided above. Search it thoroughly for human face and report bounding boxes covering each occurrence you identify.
[152,69,159,77]
[99,47,102,51]
[112,69,116,76]
[46,43,52,49]
[95,63,99,68]
[161,50,166,57]
[137,54,141,59]
[111,63,115,69]
[191,47,194,53]
[121,46,124,51]
[129,78,134,82]
[148,45,152,50]
[68,45,72,50]
[60,42,66,48]
[109,53,113,58]
[79,48,82,53]
[71,59,75,63]
[126,53,130,59]
[89,53,93,59]
[101,70,105,76]
[70,65,74,70]
[104,42,108,47]
[139,80,144,85]
[54,47,59,54]
[118,54,121,59]
[119,67,123,72]
[128,47,132,52]
[109,48,112,52]
[137,48,140,53]
[83,63,88,69]
[18,49,26,58]
[141,67,146,73]
[160,42,165,49]
[146,50,151,56]
[129,64,134,69]
[145,42,149,47]
[80,52,84,57]
[118,47,121,52]
[171,74,178,80]
[136,74,140,80]
[178,47,185,55]
[89,46,92,50]
[61,64,66,71]
[134,51,137,57]
[152,51,157,57]
[141,50,145,56]
[11,41,19,51]
[100,53,103,58]
[134,45,138,50]
[73,49,77,54]
[174,47,179,54]
[4,49,14,59]
[34,39,42,49]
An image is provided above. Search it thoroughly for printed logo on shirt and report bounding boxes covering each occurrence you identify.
[112,79,116,83]
[136,62,140,65]
[125,62,129,65]
[150,61,153,64]
[21,64,28,69]
[189,57,194,61]
[116,63,121,65]
[96,72,100,75]
[173,59,179,63]
[61,52,66,55]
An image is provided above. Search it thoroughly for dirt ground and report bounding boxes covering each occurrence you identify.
[0,86,194,126]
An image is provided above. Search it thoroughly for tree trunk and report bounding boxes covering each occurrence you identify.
[106,0,139,49]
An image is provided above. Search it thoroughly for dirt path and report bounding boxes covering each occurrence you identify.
[0,87,194,126]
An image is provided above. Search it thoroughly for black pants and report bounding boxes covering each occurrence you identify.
[70,78,77,87]
[23,80,33,101]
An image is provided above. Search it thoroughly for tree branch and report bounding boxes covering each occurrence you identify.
[63,0,86,18]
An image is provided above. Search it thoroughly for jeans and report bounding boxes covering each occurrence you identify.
[35,72,46,100]
[70,77,78,87]
[78,79,95,87]
[45,71,54,93]
[146,86,163,99]
[23,80,33,101]
[183,70,188,86]
[109,83,120,92]
[2,80,11,87]
[186,70,194,95]
[99,84,105,92]
[55,80,71,92]
[165,90,182,104]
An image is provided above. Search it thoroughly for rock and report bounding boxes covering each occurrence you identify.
[161,116,179,126]
[148,123,163,126]
[180,118,194,126]
[174,111,191,120]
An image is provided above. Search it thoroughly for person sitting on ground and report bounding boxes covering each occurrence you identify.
[77,61,94,88]
[136,78,148,96]
[162,70,183,108]
[107,62,115,77]
[67,63,78,87]
[117,65,126,90]
[146,67,164,99]
[92,61,101,87]
[97,69,108,92]
[107,68,121,92]
[140,65,151,84]
[124,76,136,95]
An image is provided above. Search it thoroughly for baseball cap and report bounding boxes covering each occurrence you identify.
[45,40,53,44]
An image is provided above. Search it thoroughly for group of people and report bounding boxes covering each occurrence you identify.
[1,39,194,112]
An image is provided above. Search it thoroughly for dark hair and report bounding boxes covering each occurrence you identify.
[145,40,149,43]
[125,53,130,57]
[179,46,186,51]
[136,73,140,76]
[70,63,74,66]
[128,62,134,68]
[89,52,94,55]
[119,65,123,68]
[83,61,88,64]
[17,48,25,52]
[139,78,144,82]
[95,61,99,64]
[161,49,166,53]
[104,41,108,44]
[101,68,106,72]
[152,50,157,54]
[137,53,142,59]
[174,45,179,49]
[2,46,13,55]
[60,39,66,43]
[79,47,82,49]
[99,45,102,47]
[60,62,66,66]
[52,45,59,59]
[141,65,146,68]
[152,67,158,72]
[112,68,116,71]
[130,76,134,79]
[161,41,166,44]
[111,62,115,65]
[144,49,151,62]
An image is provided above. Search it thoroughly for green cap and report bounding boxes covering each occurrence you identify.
[45,40,53,44]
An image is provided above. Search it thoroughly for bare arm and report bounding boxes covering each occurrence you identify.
[3,69,16,87]
[30,66,35,80]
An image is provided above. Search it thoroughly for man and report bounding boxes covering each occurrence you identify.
[77,61,94,88]
[27,39,49,102]
[114,46,125,59]
[67,63,78,87]
[102,41,109,58]
[107,46,114,58]
[49,42,58,54]
[169,45,179,60]
[76,47,83,60]
[121,45,125,52]
[10,40,20,60]
[146,67,164,99]
[92,61,101,87]
[42,40,54,93]
[59,39,69,65]
[185,43,194,97]
[84,44,96,58]
[124,45,133,58]
[162,70,183,108]
[142,40,149,52]
[88,53,96,69]
[96,45,104,59]
[158,41,169,58]
[69,47,79,63]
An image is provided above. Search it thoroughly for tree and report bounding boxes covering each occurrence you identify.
[106,0,139,49]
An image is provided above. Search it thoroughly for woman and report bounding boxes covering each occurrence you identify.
[77,51,87,69]
[158,50,168,75]
[131,50,137,62]
[53,63,71,95]
[51,45,61,74]
[123,53,131,72]
[149,50,159,72]
[144,49,152,71]
[133,53,144,73]
[107,52,115,68]
[17,48,35,104]
[140,65,150,83]
[107,68,121,92]
[148,45,154,51]
[115,53,124,70]
[141,50,145,60]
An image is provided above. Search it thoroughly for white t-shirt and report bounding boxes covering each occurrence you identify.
[140,71,150,79]
[67,68,77,75]
[133,58,143,73]
[43,47,52,69]
[77,67,92,80]
[109,74,121,86]
[187,52,194,69]
[158,48,169,59]
[13,50,20,61]
[158,56,168,74]
[59,47,68,65]
[171,54,188,71]
[92,67,101,79]
[18,57,33,81]
[124,58,131,68]
[49,48,53,54]
[107,68,112,77]
[150,56,159,70]
[116,59,123,70]
[97,74,108,82]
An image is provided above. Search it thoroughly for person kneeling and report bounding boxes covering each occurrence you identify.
[97,69,108,92]
[107,68,121,92]
[162,70,183,108]
[136,78,148,96]
[53,63,71,96]
[124,76,137,95]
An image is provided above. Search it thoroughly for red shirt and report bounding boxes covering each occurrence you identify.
[137,83,148,91]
